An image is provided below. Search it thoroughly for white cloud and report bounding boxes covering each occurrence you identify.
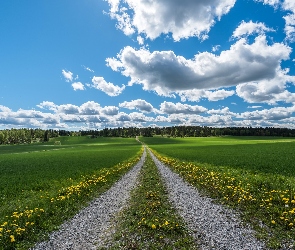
[255,0,280,7]
[212,45,221,52]
[107,36,292,102]
[101,106,119,115]
[283,13,295,42]
[80,101,101,115]
[232,20,274,38]
[106,0,236,41]
[72,82,85,91]
[0,105,12,112]
[179,89,235,102]
[255,0,295,42]
[92,76,125,96]
[238,106,295,120]
[236,69,295,104]
[119,99,154,113]
[137,35,144,45]
[82,65,94,72]
[37,101,57,111]
[57,104,80,114]
[207,107,236,116]
[62,70,74,82]
[129,112,153,122]
[247,105,263,109]
[160,101,207,114]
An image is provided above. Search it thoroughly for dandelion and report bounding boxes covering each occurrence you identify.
[10,235,15,242]
[151,224,156,229]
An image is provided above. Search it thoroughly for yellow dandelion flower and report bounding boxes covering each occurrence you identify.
[151,224,156,229]
[10,235,15,242]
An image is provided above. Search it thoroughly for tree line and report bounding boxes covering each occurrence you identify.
[1,126,295,145]
[81,126,295,138]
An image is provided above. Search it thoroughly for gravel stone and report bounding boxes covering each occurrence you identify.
[149,149,266,250]
[31,149,146,250]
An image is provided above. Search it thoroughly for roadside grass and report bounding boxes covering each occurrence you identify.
[150,149,295,249]
[101,150,198,249]
[0,137,142,250]
[140,136,295,177]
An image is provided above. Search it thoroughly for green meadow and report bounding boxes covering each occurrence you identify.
[1,135,295,249]
[0,136,142,249]
[141,136,295,177]
[141,136,295,248]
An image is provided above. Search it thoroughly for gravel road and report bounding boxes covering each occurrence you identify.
[32,149,146,250]
[31,147,267,250]
[149,149,266,250]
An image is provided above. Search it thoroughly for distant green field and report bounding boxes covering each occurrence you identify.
[0,136,141,222]
[141,136,295,177]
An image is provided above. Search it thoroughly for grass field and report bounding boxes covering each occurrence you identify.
[1,135,294,249]
[141,136,295,248]
[141,136,295,177]
[0,136,142,249]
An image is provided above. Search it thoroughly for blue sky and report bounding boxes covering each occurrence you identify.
[1,0,295,130]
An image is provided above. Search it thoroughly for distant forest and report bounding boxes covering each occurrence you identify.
[1,126,295,145]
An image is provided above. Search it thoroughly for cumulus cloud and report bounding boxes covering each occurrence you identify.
[107,36,292,102]
[91,76,125,96]
[137,35,144,45]
[207,107,236,116]
[101,106,119,116]
[80,101,101,115]
[37,101,57,111]
[0,105,12,112]
[72,82,85,91]
[160,101,207,114]
[179,89,235,102]
[119,99,154,113]
[212,45,221,52]
[232,20,274,38]
[56,104,80,114]
[255,0,295,42]
[106,0,236,41]
[236,69,295,104]
[255,0,280,7]
[62,70,74,82]
[238,106,295,120]
[248,105,263,109]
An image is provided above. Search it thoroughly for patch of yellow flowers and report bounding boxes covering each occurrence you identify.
[0,147,144,248]
[153,150,295,230]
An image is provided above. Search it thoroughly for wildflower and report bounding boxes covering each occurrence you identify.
[151,224,156,229]
[165,221,169,226]
[10,235,15,242]
[271,220,276,224]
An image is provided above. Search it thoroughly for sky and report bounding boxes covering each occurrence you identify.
[1,0,295,131]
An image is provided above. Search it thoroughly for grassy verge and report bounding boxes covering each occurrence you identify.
[151,150,295,249]
[101,151,198,249]
[0,146,143,250]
